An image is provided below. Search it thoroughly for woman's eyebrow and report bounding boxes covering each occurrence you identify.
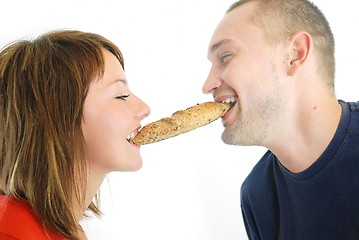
[110,78,128,87]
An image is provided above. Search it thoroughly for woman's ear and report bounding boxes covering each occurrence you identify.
[287,31,313,76]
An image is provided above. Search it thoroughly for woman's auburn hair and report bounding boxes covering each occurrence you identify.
[0,30,124,239]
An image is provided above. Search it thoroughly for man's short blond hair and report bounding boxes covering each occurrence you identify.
[228,0,335,94]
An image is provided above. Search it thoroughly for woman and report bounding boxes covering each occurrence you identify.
[0,30,150,240]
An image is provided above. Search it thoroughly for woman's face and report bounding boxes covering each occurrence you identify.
[82,49,150,173]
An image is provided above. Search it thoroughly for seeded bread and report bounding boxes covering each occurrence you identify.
[132,102,231,145]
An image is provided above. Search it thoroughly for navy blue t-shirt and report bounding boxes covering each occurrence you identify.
[241,101,359,240]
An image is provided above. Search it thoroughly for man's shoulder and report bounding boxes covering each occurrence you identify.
[348,101,359,111]
[341,100,359,114]
[241,151,277,195]
[340,100,359,135]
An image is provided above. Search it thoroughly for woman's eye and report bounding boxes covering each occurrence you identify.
[116,94,130,100]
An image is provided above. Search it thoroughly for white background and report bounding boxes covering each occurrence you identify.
[1,1,358,239]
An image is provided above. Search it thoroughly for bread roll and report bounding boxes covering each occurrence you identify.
[131,102,231,145]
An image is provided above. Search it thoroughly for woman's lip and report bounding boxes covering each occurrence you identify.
[127,136,141,147]
[129,141,141,148]
[126,126,141,145]
[130,126,141,135]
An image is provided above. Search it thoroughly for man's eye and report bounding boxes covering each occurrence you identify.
[220,52,232,63]
[116,94,130,100]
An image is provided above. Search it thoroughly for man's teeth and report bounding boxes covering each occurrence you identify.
[222,97,237,105]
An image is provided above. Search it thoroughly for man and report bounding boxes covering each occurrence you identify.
[203,0,359,239]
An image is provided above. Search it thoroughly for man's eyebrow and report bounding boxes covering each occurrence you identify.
[210,39,231,53]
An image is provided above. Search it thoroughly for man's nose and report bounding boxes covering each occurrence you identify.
[202,67,222,94]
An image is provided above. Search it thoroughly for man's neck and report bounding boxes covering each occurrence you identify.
[267,94,342,173]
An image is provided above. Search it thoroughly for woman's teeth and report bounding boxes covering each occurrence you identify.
[126,132,137,143]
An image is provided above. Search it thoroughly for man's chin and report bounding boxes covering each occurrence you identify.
[221,129,256,146]
[221,131,238,145]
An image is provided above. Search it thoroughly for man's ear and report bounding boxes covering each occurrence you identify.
[287,32,313,76]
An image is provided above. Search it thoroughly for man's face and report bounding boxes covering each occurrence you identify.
[203,2,289,146]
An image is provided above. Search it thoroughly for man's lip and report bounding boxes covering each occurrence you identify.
[214,95,238,103]
[222,101,238,123]
[214,95,238,113]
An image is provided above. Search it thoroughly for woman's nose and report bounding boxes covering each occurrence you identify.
[134,95,151,120]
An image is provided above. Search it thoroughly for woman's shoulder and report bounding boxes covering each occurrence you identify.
[0,195,65,240]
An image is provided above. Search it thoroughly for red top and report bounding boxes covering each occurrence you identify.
[0,195,66,240]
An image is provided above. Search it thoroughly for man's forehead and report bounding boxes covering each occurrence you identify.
[208,2,259,52]
[207,17,233,53]
[216,1,258,30]
[209,39,231,54]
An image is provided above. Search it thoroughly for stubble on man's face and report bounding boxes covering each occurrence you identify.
[221,80,286,147]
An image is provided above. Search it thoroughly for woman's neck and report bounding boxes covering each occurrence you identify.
[74,165,107,235]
